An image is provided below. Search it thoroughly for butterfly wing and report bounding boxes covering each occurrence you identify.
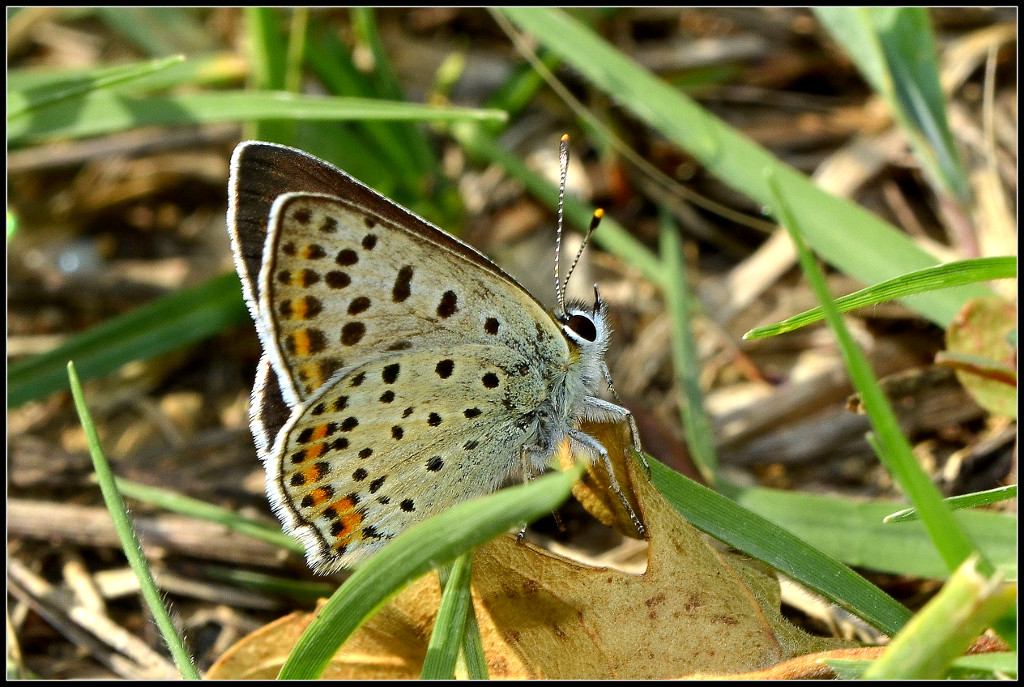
[259,192,566,408]
[229,141,545,354]
[270,345,557,573]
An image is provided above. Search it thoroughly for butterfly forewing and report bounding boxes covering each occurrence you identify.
[229,140,565,445]
[229,141,532,330]
[260,192,567,407]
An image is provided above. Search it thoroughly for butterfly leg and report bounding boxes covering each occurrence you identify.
[566,428,647,538]
[582,391,650,476]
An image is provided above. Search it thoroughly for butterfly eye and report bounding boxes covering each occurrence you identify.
[566,313,597,342]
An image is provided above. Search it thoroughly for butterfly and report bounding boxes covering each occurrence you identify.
[227,138,645,574]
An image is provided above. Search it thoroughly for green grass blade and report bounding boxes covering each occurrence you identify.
[885,485,1018,524]
[497,8,995,328]
[422,552,474,679]
[814,8,969,202]
[767,171,984,576]
[244,7,292,144]
[650,460,912,636]
[67,362,200,679]
[659,212,717,483]
[863,555,1015,678]
[284,8,309,95]
[823,658,872,679]
[351,8,438,179]
[824,653,1021,681]
[96,7,212,57]
[948,651,1018,679]
[7,55,184,120]
[482,50,561,130]
[9,90,506,144]
[204,565,335,606]
[8,53,246,100]
[113,478,303,555]
[301,21,456,228]
[744,256,1018,339]
[992,605,1017,652]
[8,272,248,408]
[351,8,405,101]
[729,486,1016,580]
[458,596,489,680]
[278,464,584,679]
[245,7,287,91]
[304,27,426,186]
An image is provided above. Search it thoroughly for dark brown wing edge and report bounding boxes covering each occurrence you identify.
[228,141,361,306]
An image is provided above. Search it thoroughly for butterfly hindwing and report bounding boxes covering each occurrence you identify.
[269,346,553,572]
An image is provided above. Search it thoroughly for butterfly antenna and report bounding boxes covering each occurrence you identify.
[563,208,602,296]
[554,134,570,315]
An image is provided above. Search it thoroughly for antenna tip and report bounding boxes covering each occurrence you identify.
[560,133,570,143]
[589,208,604,231]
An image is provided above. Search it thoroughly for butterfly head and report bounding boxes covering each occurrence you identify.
[558,286,611,390]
